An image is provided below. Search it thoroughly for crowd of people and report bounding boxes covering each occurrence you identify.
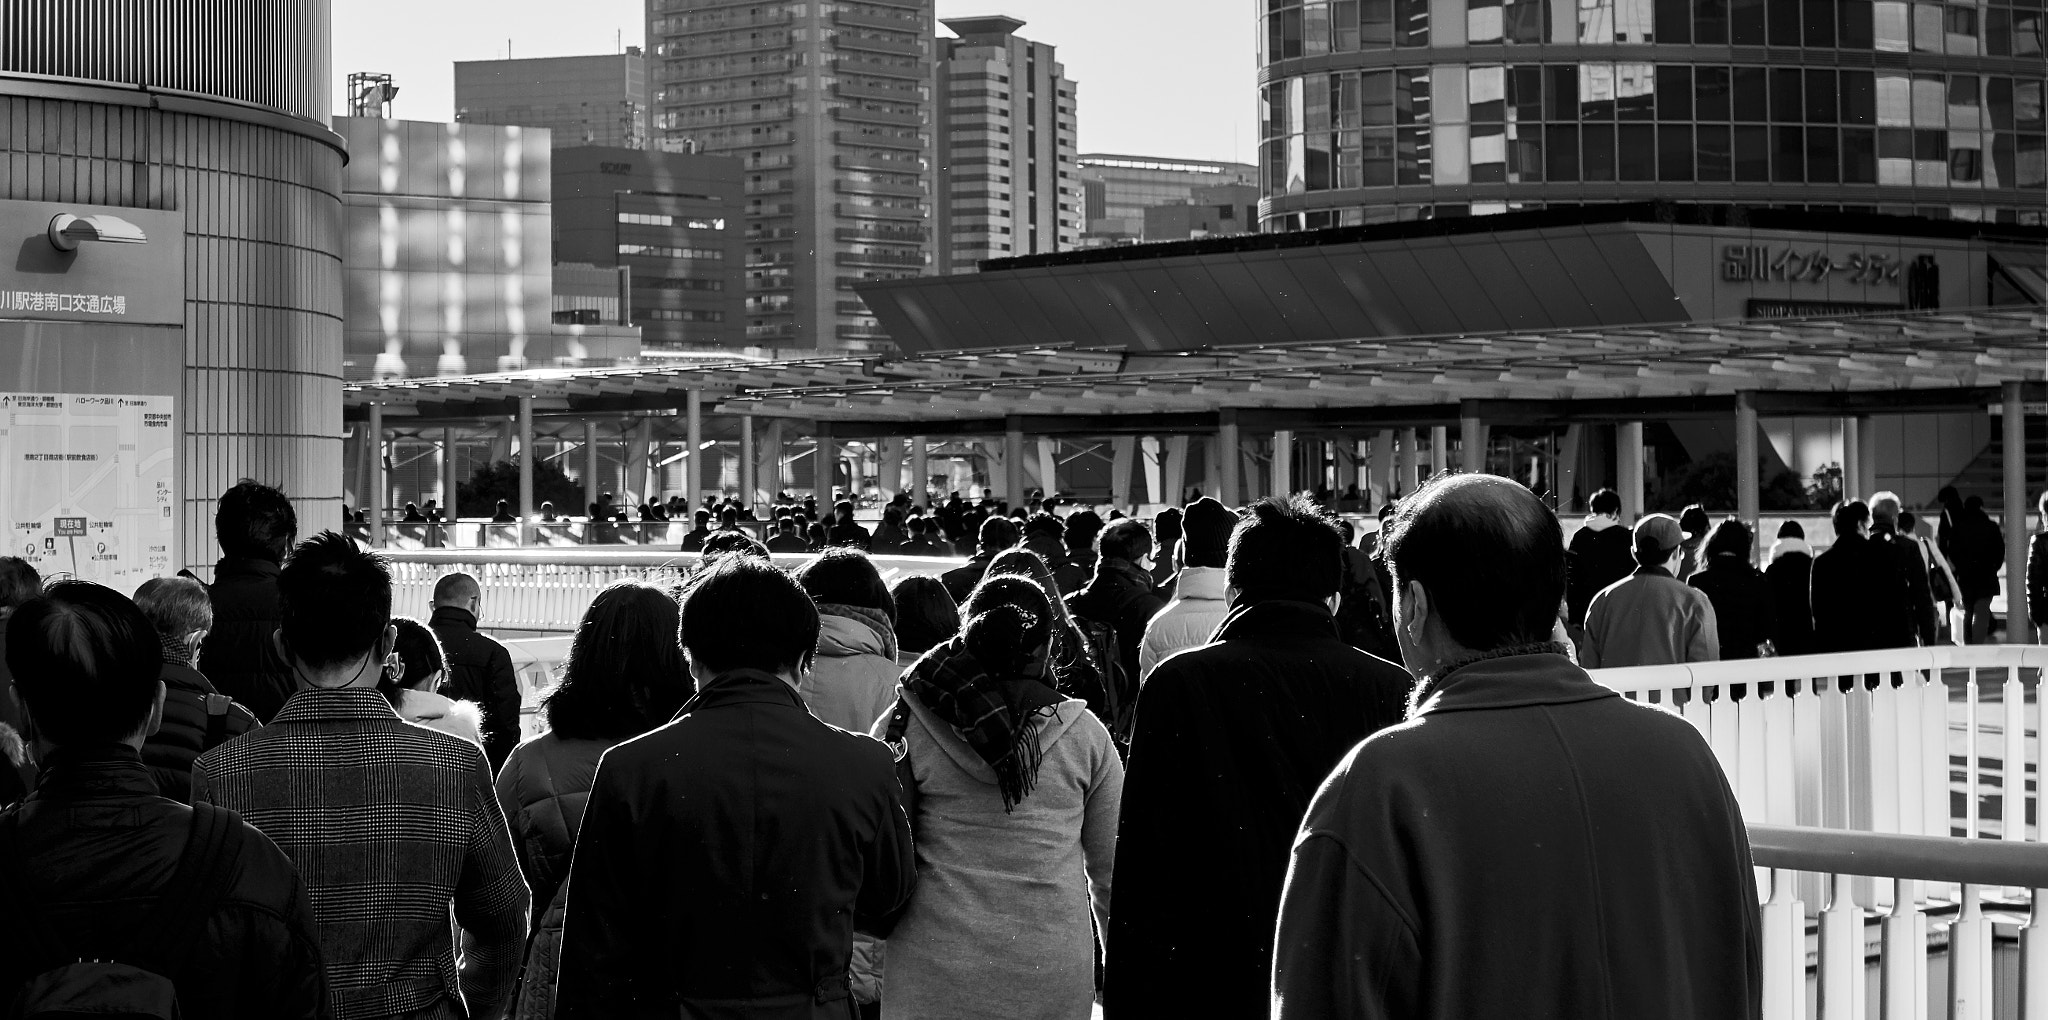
[2,472,2045,1019]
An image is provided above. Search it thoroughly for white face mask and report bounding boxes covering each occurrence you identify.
[1137,554,1156,572]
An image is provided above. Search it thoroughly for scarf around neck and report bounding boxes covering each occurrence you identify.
[903,636,1058,811]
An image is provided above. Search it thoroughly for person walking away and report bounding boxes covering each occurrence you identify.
[193,534,529,1020]
[983,549,1110,721]
[2028,492,2048,643]
[1766,521,1817,656]
[767,515,812,553]
[1138,497,1235,680]
[381,618,484,746]
[553,556,916,1019]
[0,557,39,802]
[1868,493,1937,647]
[890,575,960,667]
[495,580,694,1020]
[941,515,1021,605]
[1580,513,1720,668]
[1899,509,1960,643]
[829,500,875,549]
[1055,510,1103,595]
[1687,519,1778,659]
[1333,518,1401,663]
[1676,503,1712,581]
[681,509,713,552]
[794,548,903,732]
[1020,514,1073,592]
[860,578,1122,1020]
[1271,473,1760,1019]
[430,571,525,771]
[1957,495,2007,643]
[1064,519,1166,739]
[1565,488,1636,634]
[133,577,257,803]
[1811,500,1917,652]
[0,581,327,1018]
[1104,496,1410,1020]
[1147,507,1183,593]
[872,505,909,553]
[200,480,298,722]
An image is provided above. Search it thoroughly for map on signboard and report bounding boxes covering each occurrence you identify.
[2,393,175,594]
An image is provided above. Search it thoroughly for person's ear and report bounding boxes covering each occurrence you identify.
[1326,590,1343,616]
[144,680,168,739]
[1401,579,1430,640]
[272,628,292,669]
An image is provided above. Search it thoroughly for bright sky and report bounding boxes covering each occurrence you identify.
[331,1,1256,164]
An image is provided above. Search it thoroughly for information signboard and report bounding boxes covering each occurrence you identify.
[2,392,176,593]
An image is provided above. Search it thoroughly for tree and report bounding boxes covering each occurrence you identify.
[457,459,583,517]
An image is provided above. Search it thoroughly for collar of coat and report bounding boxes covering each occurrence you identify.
[1412,652,1618,718]
[679,668,808,717]
[1170,566,1229,602]
[1212,598,1341,643]
[24,742,156,802]
[430,604,479,630]
[273,686,402,724]
[212,555,280,580]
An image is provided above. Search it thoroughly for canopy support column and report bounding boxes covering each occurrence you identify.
[2005,381,2030,643]
[442,426,459,525]
[1429,425,1448,477]
[1619,422,1645,524]
[583,420,600,512]
[517,396,535,544]
[1273,429,1294,497]
[1218,410,1241,506]
[1736,392,1759,561]
[1111,436,1136,511]
[1459,403,1484,475]
[740,415,757,511]
[815,421,834,499]
[1398,427,1419,494]
[1004,418,1026,507]
[367,403,385,547]
[910,435,929,507]
[685,388,704,505]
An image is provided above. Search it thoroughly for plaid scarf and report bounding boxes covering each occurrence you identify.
[903,636,1051,812]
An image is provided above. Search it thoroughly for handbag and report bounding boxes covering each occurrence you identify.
[866,696,919,940]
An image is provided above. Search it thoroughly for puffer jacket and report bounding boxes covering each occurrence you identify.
[1138,566,1229,681]
[198,556,295,723]
[796,605,901,733]
[396,688,485,747]
[495,732,612,1020]
[140,659,258,804]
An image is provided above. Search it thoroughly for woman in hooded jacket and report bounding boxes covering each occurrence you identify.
[865,574,1123,1020]
[983,548,1110,720]
[381,617,484,746]
[794,548,902,732]
[493,580,694,1020]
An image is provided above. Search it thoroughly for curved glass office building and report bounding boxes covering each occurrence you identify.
[1256,0,2046,228]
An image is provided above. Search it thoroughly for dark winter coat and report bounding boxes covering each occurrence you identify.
[431,605,524,772]
[140,660,257,804]
[1064,559,1168,694]
[1943,507,2007,602]
[939,551,999,606]
[198,556,294,723]
[1765,542,1816,656]
[1688,553,1778,659]
[495,732,612,1020]
[2028,531,2048,631]
[1870,525,1937,646]
[0,744,329,1019]
[1565,520,1636,627]
[553,669,915,1020]
[1103,600,1410,1020]
[1271,653,1760,1020]
[1811,531,1919,652]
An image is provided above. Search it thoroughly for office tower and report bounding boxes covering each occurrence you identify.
[1077,154,1260,244]
[456,53,649,149]
[1255,0,2046,229]
[933,16,1080,273]
[1143,182,1264,241]
[553,146,746,349]
[647,0,937,350]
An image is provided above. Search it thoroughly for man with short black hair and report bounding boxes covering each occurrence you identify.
[556,557,915,1019]
[1811,499,1912,652]
[1566,487,1636,630]
[1138,496,1236,679]
[765,515,811,553]
[1065,518,1168,697]
[0,581,326,1018]
[200,479,298,721]
[1105,496,1409,1020]
[828,499,873,549]
[194,534,529,1020]
[1867,491,1938,647]
[700,529,771,562]
[1581,513,1721,668]
[429,571,523,771]
[940,514,1021,604]
[1272,473,1759,1018]
[681,508,713,552]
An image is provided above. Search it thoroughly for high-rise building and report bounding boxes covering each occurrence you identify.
[455,53,649,149]
[1142,183,1263,241]
[1077,154,1260,244]
[647,0,936,351]
[1255,0,2046,230]
[933,16,1080,273]
[553,145,746,349]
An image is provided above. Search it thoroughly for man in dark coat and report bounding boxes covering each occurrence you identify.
[1271,472,1760,1019]
[430,572,524,772]
[1869,492,1937,646]
[1812,500,1918,651]
[1765,521,1817,656]
[134,577,257,804]
[555,557,915,1020]
[198,480,298,722]
[0,580,327,1018]
[1104,496,1410,1020]
[1065,518,1168,693]
[1565,487,1635,630]
[940,515,1021,605]
[2028,491,2048,642]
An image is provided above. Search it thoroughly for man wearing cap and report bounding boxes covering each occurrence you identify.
[1138,497,1237,680]
[1580,512,1721,668]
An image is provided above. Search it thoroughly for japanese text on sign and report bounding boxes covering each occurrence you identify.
[1721,246,1905,286]
[0,291,128,314]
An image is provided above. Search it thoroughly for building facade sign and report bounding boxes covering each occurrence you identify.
[1721,245,1910,286]
[0,200,185,326]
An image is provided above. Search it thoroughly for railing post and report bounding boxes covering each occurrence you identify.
[1763,868,1807,1020]
[1950,884,1994,1019]
[1819,872,1867,1018]
[1883,878,1929,1020]
[2022,888,2048,1020]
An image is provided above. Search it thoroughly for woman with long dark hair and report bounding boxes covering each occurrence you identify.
[866,574,1122,1020]
[981,547,1109,720]
[1687,518,1777,658]
[493,579,693,1020]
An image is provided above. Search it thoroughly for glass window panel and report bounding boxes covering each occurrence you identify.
[1949,132,1984,181]
[1583,122,1617,179]
[1734,67,1769,120]
[1987,76,2012,129]
[1618,0,1656,39]
[1280,7,1306,57]
[1912,72,1946,126]
[1986,7,2011,54]
[1771,68,1804,120]
[1397,0,1433,44]
[1698,123,1734,178]
[1305,0,1334,53]
[1471,123,1509,181]
[1770,0,1804,41]
[1806,69,1839,121]
[1288,132,1309,191]
[1657,0,1695,39]
[1945,3,1981,54]
[1545,64,1580,118]
[1878,125,1914,182]
[1267,82,1292,136]
[1914,128,1948,184]
[1263,138,1291,192]
[1876,71,1912,124]
[1697,0,1731,40]
[1619,124,1656,178]
[1335,0,1362,48]
[1841,70,1876,123]
[1397,125,1433,181]
[1773,125,1807,179]
[1658,64,1695,119]
[1396,67,1433,123]
[1435,123,1471,182]
[1839,0,1875,45]
[1336,72,1361,129]
[1362,0,1397,45]
[1470,65,1507,123]
[1547,124,1581,178]
[1580,62,1617,119]
[1804,0,1839,43]
[2016,11,2042,57]
[1362,69,1396,125]
[1434,63,1469,123]
[1617,63,1656,118]
[1949,74,1982,128]
[1697,66,1733,119]
[2017,80,2045,129]
[1580,0,1615,40]
[1307,73,1333,132]
[1505,0,1549,40]
[1510,65,1545,121]
[1337,129,1364,187]
[1873,0,1910,46]
[1435,0,1470,44]
[1657,123,1694,178]
[1734,124,1771,178]
[1470,0,1505,41]
[1841,126,1878,180]
[1911,1,1944,48]
[2015,134,2044,189]
[1807,125,1841,179]
[1363,128,1398,184]
[1510,129,1545,179]
[1731,0,1768,39]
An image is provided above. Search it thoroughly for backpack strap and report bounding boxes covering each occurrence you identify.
[202,693,233,749]
[883,695,912,746]
[124,802,245,976]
